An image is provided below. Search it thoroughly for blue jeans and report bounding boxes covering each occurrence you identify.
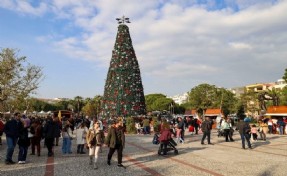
[18,145,28,161]
[144,126,150,134]
[6,137,17,161]
[62,137,72,154]
[279,126,284,135]
[240,133,251,148]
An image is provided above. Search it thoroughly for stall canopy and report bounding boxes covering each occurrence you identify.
[265,106,287,116]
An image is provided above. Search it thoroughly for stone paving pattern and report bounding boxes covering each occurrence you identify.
[0,131,286,176]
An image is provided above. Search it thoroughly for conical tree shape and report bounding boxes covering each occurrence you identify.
[102,24,146,118]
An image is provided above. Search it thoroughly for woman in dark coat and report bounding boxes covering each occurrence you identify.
[18,118,31,164]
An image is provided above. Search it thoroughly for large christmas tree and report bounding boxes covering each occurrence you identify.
[102,18,146,118]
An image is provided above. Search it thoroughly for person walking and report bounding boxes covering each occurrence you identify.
[17,117,30,164]
[62,120,73,154]
[30,119,42,156]
[142,118,150,135]
[201,117,213,145]
[4,112,23,164]
[43,116,56,157]
[236,118,252,149]
[53,116,61,146]
[259,120,268,141]
[86,121,105,169]
[105,119,125,168]
[177,117,185,142]
[76,122,88,154]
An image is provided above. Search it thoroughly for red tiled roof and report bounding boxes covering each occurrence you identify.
[267,106,287,113]
[205,109,221,115]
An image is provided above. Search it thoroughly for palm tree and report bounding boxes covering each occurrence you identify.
[74,96,83,114]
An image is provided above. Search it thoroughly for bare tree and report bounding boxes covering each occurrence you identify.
[0,48,43,111]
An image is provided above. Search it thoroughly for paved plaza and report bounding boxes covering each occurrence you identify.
[0,131,286,176]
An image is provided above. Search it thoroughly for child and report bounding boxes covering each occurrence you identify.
[251,124,258,141]
[175,126,184,144]
[189,125,194,135]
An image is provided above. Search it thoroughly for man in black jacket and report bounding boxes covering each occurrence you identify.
[105,119,125,168]
[43,116,56,157]
[201,117,213,145]
[4,112,22,164]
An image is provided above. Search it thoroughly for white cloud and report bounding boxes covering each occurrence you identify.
[1,0,287,96]
[0,0,48,16]
[229,42,252,49]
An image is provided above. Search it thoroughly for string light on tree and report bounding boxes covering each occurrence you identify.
[102,16,146,118]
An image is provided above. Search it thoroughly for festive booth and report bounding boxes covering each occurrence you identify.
[204,108,222,129]
[264,106,287,119]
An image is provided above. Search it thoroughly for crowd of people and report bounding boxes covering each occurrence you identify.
[0,112,126,170]
[0,112,286,169]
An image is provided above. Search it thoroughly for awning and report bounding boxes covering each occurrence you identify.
[264,113,287,116]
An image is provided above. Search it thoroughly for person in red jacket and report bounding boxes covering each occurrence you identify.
[158,122,172,155]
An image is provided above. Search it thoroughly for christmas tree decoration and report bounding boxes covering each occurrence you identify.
[102,16,146,118]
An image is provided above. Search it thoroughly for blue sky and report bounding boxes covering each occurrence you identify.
[0,0,286,99]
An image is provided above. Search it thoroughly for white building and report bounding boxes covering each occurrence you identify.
[168,93,188,105]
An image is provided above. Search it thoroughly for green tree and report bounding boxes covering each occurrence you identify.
[0,48,43,112]
[82,95,102,117]
[219,88,238,117]
[282,68,287,83]
[144,94,176,113]
[102,24,146,117]
[74,96,83,113]
[240,89,259,117]
[145,94,166,112]
[280,87,287,105]
[187,84,219,116]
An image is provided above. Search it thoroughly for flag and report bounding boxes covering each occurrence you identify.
[58,110,62,121]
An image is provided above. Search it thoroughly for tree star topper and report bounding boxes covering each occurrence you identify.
[116,15,130,24]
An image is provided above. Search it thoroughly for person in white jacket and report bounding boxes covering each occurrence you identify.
[76,122,88,154]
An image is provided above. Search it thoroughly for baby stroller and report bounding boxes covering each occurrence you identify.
[217,129,225,137]
[153,133,178,155]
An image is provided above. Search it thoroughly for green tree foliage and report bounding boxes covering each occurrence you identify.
[0,48,43,111]
[74,96,83,113]
[187,84,237,117]
[283,68,287,83]
[125,116,136,134]
[145,94,174,112]
[145,94,166,112]
[187,84,219,116]
[280,87,287,105]
[220,88,238,117]
[240,89,260,116]
[236,102,246,119]
[102,24,146,118]
[82,96,102,117]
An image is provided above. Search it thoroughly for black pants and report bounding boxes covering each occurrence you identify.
[31,137,41,155]
[224,129,230,141]
[77,144,84,153]
[108,144,123,164]
[180,129,185,140]
[201,131,211,144]
[160,141,168,154]
[45,138,54,155]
